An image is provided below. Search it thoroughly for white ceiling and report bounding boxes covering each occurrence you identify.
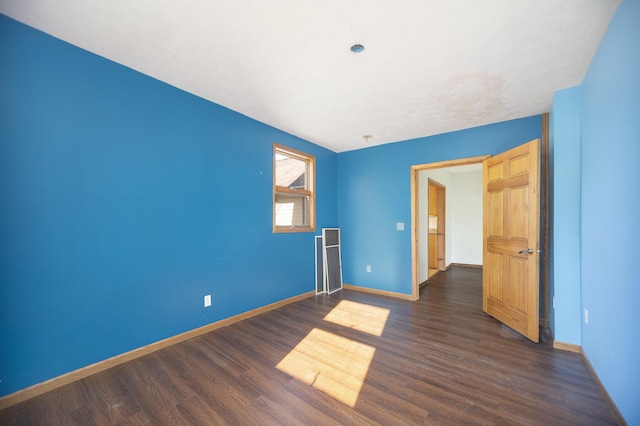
[1,1,620,152]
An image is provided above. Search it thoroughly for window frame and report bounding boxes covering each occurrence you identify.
[273,143,316,233]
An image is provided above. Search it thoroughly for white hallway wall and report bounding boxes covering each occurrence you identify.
[450,170,483,265]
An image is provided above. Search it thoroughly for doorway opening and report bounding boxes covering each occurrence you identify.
[410,155,490,300]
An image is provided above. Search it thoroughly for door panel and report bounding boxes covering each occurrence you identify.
[510,154,529,176]
[488,163,504,181]
[487,192,503,237]
[508,256,528,313]
[486,253,503,301]
[508,186,529,238]
[483,139,540,342]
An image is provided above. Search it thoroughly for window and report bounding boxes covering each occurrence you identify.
[273,143,316,233]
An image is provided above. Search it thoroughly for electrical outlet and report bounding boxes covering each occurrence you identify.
[366,265,371,273]
[396,222,405,231]
[204,294,212,307]
[584,308,589,324]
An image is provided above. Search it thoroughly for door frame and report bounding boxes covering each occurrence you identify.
[410,155,490,300]
[409,124,550,337]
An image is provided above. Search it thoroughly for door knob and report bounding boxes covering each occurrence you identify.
[518,248,533,255]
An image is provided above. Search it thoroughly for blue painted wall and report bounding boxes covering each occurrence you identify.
[0,16,337,397]
[548,102,556,337]
[5,4,635,421]
[549,86,582,345]
[579,0,640,422]
[337,117,542,295]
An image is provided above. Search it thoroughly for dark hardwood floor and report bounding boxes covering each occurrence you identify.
[0,267,619,425]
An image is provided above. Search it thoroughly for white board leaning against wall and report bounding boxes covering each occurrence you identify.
[316,228,343,294]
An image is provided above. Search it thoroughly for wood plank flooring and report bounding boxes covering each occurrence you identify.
[0,267,619,425]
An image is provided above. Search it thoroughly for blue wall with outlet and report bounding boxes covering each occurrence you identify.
[336,117,542,295]
[0,15,337,397]
[578,0,640,422]
[2,3,638,422]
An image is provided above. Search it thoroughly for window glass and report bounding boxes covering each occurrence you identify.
[273,144,315,233]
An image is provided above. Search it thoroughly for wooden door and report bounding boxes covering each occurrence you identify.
[427,181,438,270]
[436,185,446,271]
[483,139,540,342]
[427,180,446,274]
[428,234,437,269]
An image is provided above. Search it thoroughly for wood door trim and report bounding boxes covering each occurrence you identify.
[541,113,551,337]
[427,178,445,188]
[410,155,492,172]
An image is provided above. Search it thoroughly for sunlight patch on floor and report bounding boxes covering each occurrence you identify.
[322,300,390,337]
[276,328,375,407]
